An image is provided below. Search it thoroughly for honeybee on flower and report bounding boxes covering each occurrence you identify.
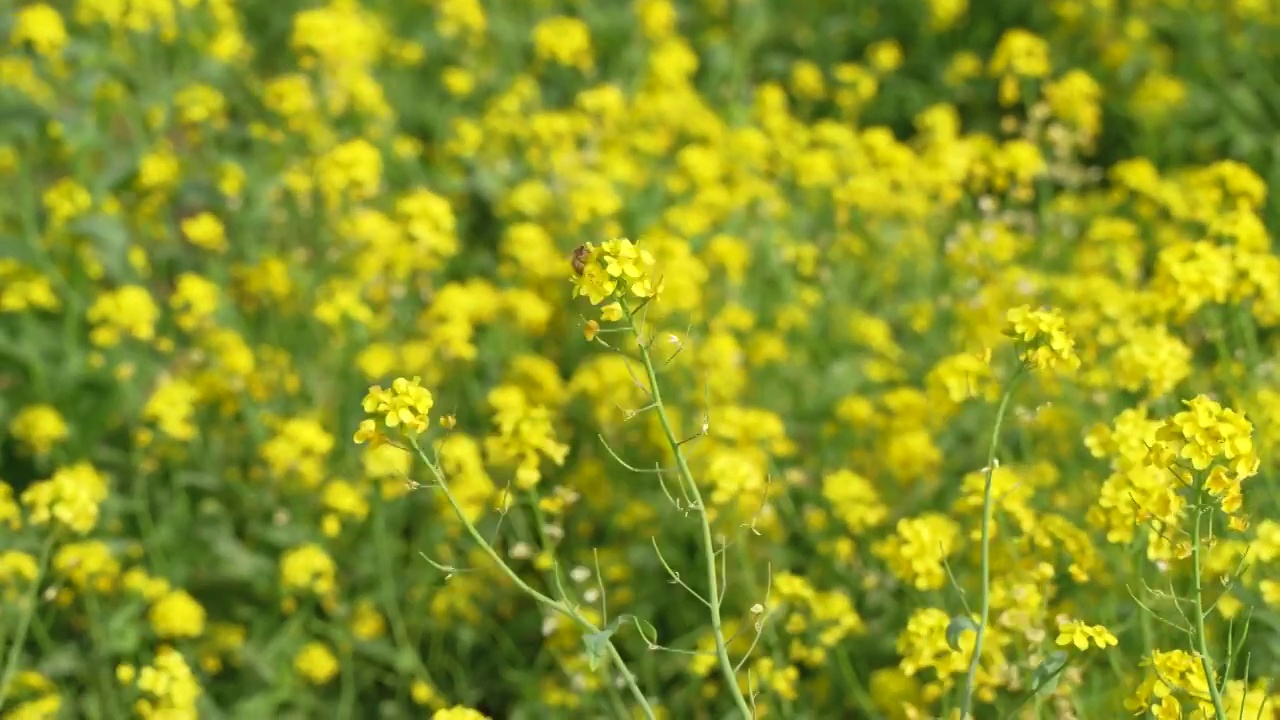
[570,244,591,276]
[569,238,663,306]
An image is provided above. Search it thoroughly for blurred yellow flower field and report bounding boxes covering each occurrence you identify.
[4,0,1280,718]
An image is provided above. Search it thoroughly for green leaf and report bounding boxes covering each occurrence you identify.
[582,616,625,672]
[0,98,47,142]
[0,233,42,265]
[355,639,418,674]
[176,470,222,491]
[209,533,276,583]
[582,613,650,672]
[945,615,978,651]
[36,644,82,677]
[104,604,145,655]
[630,615,658,645]
[1029,650,1069,696]
[68,214,131,281]
[230,693,284,718]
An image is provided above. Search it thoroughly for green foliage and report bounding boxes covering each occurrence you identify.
[3,0,1280,719]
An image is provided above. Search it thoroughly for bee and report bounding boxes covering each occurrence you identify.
[570,244,590,276]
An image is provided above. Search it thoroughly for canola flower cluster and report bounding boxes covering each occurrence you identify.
[4,0,1280,718]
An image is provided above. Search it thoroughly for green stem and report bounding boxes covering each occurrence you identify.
[370,493,439,690]
[603,673,631,720]
[1190,488,1229,720]
[336,638,356,720]
[834,648,880,716]
[259,597,315,682]
[999,659,1070,720]
[131,462,168,577]
[0,531,56,712]
[525,491,572,604]
[83,591,125,716]
[623,301,754,720]
[525,491,622,710]
[959,368,1025,719]
[409,439,656,720]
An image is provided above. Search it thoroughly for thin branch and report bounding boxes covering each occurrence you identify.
[418,551,472,577]
[651,537,711,607]
[734,565,774,672]
[1125,584,1191,636]
[942,553,973,617]
[718,534,729,607]
[594,548,609,626]
[597,434,670,474]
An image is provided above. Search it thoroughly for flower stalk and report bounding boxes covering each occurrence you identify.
[959,366,1025,718]
[622,300,755,720]
[0,531,56,712]
[1190,483,1229,720]
[407,438,656,720]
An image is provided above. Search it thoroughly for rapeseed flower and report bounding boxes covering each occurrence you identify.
[294,641,339,685]
[21,462,109,535]
[1055,618,1118,651]
[1004,305,1080,371]
[11,4,68,58]
[9,404,69,455]
[149,589,207,639]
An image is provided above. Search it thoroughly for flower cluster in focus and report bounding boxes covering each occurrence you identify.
[571,238,663,306]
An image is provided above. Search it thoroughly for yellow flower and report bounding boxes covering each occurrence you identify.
[1154,395,1260,485]
[279,544,337,597]
[571,239,663,307]
[142,377,200,442]
[353,418,384,446]
[41,178,92,228]
[11,4,68,58]
[9,404,69,455]
[350,599,386,640]
[136,144,181,192]
[132,647,202,715]
[1003,305,1080,372]
[173,83,228,128]
[181,212,228,253]
[149,589,207,639]
[170,273,221,332]
[0,551,38,597]
[873,514,960,590]
[52,540,120,592]
[989,29,1051,78]
[87,286,160,347]
[360,377,435,437]
[532,16,594,71]
[1055,619,1118,651]
[20,463,109,535]
[315,138,382,207]
[0,259,60,313]
[411,679,441,706]
[790,60,826,100]
[866,39,904,73]
[433,707,491,720]
[483,386,569,490]
[294,641,339,685]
